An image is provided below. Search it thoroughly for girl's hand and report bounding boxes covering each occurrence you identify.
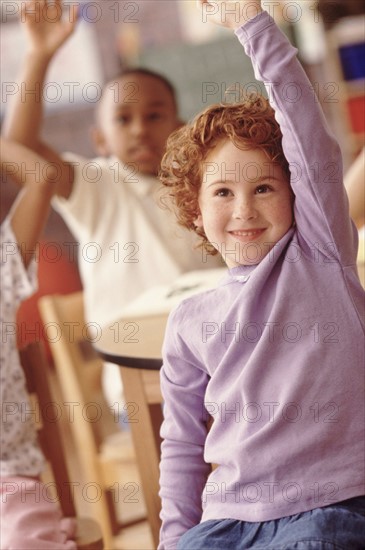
[197,0,263,30]
[22,0,78,59]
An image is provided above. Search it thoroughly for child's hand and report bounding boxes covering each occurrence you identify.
[22,0,78,59]
[197,0,262,29]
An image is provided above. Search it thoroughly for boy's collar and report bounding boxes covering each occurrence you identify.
[111,156,158,197]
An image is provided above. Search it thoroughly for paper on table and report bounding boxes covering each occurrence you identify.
[121,268,227,317]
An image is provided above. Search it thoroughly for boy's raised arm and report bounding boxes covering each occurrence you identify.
[3,0,77,199]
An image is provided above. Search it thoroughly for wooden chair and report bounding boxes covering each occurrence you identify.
[38,292,146,549]
[20,341,104,550]
[119,365,163,549]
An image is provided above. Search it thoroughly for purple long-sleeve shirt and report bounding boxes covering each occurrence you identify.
[158,11,365,550]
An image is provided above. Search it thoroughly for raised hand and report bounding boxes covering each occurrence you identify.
[22,0,78,59]
[197,0,262,29]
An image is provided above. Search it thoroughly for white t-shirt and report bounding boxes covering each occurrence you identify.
[0,219,45,477]
[53,154,221,327]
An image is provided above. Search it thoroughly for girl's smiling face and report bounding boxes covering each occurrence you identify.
[196,139,294,267]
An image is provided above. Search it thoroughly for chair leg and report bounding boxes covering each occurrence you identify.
[105,490,120,536]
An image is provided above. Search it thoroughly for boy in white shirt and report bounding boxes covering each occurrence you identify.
[4,0,220,407]
[4,0,220,328]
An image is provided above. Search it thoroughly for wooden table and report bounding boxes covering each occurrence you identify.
[96,313,168,369]
[95,268,227,367]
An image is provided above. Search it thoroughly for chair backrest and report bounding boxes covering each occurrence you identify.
[38,292,117,447]
[119,365,163,548]
[38,292,145,548]
[19,341,104,550]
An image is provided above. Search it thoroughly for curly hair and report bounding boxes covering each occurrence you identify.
[159,94,290,255]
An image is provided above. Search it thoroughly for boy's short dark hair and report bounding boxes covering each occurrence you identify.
[104,67,178,113]
[159,94,290,254]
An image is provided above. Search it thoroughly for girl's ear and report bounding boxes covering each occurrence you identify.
[90,127,110,156]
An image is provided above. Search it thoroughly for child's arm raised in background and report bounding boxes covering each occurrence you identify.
[3,0,77,199]
[1,138,57,266]
[0,140,79,549]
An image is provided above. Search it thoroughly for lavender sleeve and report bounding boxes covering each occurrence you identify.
[158,307,211,550]
[235,11,357,267]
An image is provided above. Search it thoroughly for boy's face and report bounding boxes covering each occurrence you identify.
[93,73,180,175]
[196,139,293,267]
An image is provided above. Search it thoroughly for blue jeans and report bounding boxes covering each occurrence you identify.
[177,496,365,550]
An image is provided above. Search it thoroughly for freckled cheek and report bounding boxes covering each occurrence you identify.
[281,196,295,223]
[260,202,279,220]
[200,202,229,234]
[265,197,293,226]
[204,203,229,223]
